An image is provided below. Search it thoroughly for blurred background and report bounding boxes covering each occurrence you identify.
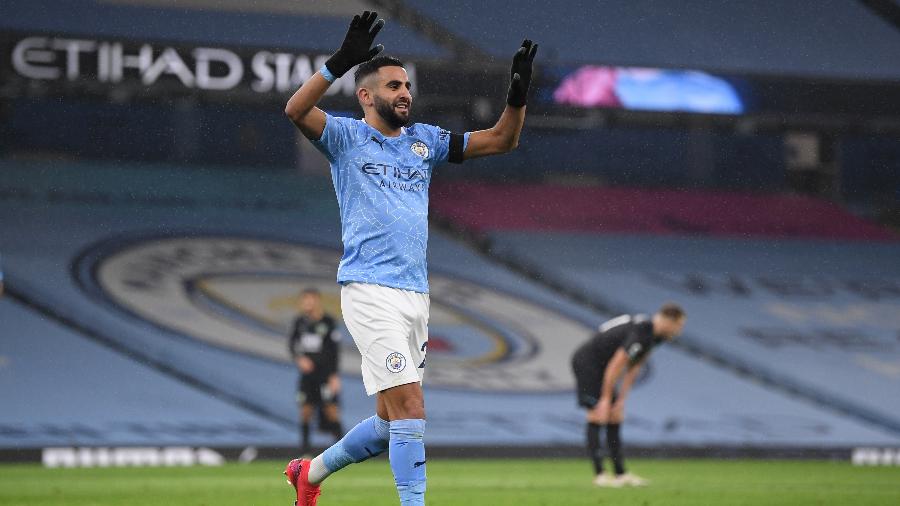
[2,0,900,466]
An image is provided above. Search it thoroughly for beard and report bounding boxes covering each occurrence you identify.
[374,95,411,129]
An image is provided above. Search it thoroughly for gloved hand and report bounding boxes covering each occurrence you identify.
[506,39,539,107]
[325,11,385,78]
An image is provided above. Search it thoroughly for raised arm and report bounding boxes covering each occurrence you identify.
[464,39,538,159]
[285,74,331,141]
[284,11,384,140]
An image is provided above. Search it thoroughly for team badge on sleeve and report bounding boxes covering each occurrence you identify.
[627,343,644,361]
[410,141,429,158]
[386,352,407,373]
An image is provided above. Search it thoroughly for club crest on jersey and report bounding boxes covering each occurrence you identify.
[386,352,407,373]
[628,343,643,359]
[410,141,429,158]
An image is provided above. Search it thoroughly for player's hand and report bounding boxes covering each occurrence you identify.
[610,400,626,424]
[325,11,385,78]
[299,356,315,374]
[589,398,612,423]
[328,374,341,395]
[506,39,538,107]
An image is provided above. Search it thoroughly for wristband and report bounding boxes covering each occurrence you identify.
[319,65,337,83]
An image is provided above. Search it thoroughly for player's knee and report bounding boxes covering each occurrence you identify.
[394,397,425,420]
[381,384,425,420]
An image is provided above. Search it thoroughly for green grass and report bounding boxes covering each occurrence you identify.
[2,458,899,506]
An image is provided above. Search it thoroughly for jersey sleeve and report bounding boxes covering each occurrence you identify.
[319,319,340,375]
[311,113,357,163]
[621,330,654,366]
[327,334,340,375]
[288,319,301,358]
[421,124,470,165]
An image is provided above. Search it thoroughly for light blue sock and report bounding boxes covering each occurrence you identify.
[389,419,426,506]
[320,415,390,474]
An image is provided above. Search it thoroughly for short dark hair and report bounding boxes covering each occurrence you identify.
[300,287,321,297]
[354,56,405,85]
[658,302,686,320]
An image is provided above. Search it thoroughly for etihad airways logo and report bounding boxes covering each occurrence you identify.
[361,163,428,180]
[8,35,418,97]
[361,163,429,192]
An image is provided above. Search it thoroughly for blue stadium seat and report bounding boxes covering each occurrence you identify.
[405,0,900,79]
[490,231,900,432]
[2,159,897,447]
[2,0,447,58]
[0,297,295,447]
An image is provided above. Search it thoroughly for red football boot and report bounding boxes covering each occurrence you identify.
[284,458,321,506]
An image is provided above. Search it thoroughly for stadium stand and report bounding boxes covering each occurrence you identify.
[3,99,296,167]
[2,0,447,57]
[0,297,294,447]
[2,160,898,449]
[3,0,900,465]
[437,128,786,190]
[104,0,374,17]
[431,183,899,240]
[431,182,900,435]
[404,0,900,79]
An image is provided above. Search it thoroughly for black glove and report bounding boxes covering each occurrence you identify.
[325,11,385,78]
[506,39,538,107]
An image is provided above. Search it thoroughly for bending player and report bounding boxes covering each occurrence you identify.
[571,303,686,487]
[282,11,537,506]
[288,288,343,455]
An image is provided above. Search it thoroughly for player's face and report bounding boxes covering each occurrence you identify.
[299,293,321,316]
[371,66,412,128]
[659,316,685,340]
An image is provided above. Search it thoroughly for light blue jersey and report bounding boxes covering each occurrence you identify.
[312,113,469,294]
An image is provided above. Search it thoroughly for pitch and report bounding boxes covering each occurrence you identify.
[2,458,898,505]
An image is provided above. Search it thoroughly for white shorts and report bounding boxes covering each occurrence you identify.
[340,282,430,396]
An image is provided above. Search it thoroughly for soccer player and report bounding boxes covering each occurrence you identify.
[281,11,537,506]
[571,303,686,487]
[288,288,343,455]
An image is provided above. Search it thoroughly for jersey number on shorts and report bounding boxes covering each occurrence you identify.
[419,341,427,369]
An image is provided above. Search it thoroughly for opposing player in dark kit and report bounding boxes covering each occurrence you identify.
[288,288,343,455]
[571,303,686,487]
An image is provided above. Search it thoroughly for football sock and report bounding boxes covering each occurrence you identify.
[607,423,626,476]
[586,422,604,475]
[330,420,344,440]
[389,419,427,506]
[301,422,311,453]
[309,414,390,484]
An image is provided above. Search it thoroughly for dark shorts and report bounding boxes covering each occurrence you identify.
[297,376,339,406]
[571,357,616,409]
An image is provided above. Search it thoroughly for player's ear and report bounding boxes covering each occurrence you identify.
[357,86,371,106]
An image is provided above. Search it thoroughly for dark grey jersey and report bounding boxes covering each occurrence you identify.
[288,314,340,380]
[573,314,662,368]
